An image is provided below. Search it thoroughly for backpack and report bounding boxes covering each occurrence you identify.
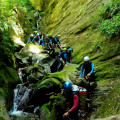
[54,37,58,43]
[78,86,87,110]
[72,85,87,110]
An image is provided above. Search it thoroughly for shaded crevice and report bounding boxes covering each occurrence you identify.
[100,54,120,62]
[75,25,90,35]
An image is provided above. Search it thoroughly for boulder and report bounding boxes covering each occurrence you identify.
[37,78,62,89]
[15,43,49,65]
[42,64,80,85]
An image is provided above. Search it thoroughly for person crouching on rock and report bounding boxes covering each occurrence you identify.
[62,81,79,120]
[59,48,68,66]
[80,56,97,98]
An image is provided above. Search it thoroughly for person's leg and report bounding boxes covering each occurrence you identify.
[64,58,67,66]
[69,53,72,62]
[57,62,61,71]
[50,48,54,57]
[87,79,92,99]
[67,53,70,62]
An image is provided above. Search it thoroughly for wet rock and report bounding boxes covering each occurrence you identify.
[40,63,51,73]
[9,84,36,112]
[10,113,39,120]
[15,43,49,65]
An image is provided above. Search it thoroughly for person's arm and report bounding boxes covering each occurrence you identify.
[38,38,41,44]
[90,63,94,74]
[80,64,84,77]
[68,95,79,113]
[32,37,35,42]
[63,95,78,118]
[27,38,30,44]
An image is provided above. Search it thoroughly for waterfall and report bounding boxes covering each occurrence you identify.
[9,84,34,116]
[36,14,42,30]
[9,85,23,116]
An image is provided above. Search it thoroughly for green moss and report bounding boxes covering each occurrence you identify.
[95,84,120,118]
[0,62,19,109]
[40,104,51,120]
[41,104,50,113]
[62,64,78,72]
[37,78,62,89]
[42,0,120,118]
[42,64,78,85]
[49,94,67,120]
[0,62,19,84]
[24,63,44,74]
[0,117,5,120]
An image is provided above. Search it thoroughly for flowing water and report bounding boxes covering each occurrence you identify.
[9,84,35,115]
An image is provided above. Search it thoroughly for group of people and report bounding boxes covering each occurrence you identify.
[27,31,73,68]
[27,31,44,46]
[62,56,97,120]
[26,31,97,120]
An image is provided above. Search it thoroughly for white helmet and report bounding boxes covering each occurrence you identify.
[37,33,39,36]
[84,56,89,61]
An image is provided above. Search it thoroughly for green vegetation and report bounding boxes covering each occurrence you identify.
[0,0,119,119]
[46,94,67,120]
[95,84,120,118]
[37,78,62,89]
[92,0,120,36]
[41,64,78,85]
[0,0,45,113]
[0,117,5,120]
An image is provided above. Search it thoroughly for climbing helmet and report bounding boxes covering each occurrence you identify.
[84,56,89,61]
[64,81,72,90]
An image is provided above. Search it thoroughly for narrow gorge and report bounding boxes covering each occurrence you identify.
[0,0,120,120]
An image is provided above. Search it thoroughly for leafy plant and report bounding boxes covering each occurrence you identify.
[92,0,120,36]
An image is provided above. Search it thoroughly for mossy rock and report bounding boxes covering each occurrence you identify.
[0,117,5,120]
[37,78,62,89]
[0,62,19,85]
[0,63,19,109]
[24,63,44,74]
[40,104,50,120]
[42,64,79,85]
[95,84,120,119]
[23,43,45,53]
[15,43,48,64]
[48,94,67,120]
[0,89,11,120]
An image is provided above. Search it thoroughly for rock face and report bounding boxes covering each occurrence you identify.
[41,0,120,119]
[0,89,11,120]
[42,0,120,80]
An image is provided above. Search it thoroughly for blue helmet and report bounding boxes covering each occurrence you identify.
[63,81,72,90]
[46,34,49,37]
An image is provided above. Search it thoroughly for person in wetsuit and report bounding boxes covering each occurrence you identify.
[62,81,79,120]
[80,56,97,98]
